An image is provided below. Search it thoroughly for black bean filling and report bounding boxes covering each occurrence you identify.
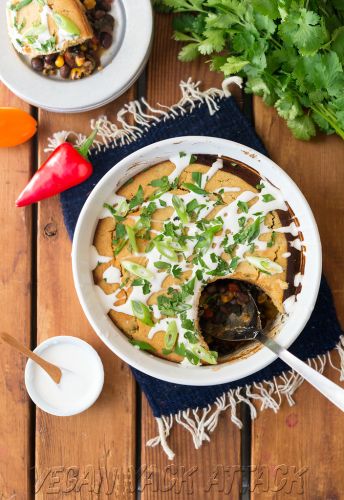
[199,279,279,358]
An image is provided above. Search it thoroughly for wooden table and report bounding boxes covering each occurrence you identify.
[1,13,344,499]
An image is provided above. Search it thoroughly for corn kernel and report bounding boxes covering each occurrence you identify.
[75,55,85,67]
[84,0,96,9]
[55,55,64,68]
[70,68,82,80]
[257,293,267,304]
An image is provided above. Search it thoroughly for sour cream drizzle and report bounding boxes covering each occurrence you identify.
[93,154,304,359]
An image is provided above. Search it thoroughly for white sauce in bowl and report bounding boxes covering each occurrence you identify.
[25,336,104,416]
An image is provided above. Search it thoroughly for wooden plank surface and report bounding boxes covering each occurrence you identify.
[140,14,242,499]
[1,8,344,500]
[0,84,33,498]
[35,95,137,499]
[251,98,344,499]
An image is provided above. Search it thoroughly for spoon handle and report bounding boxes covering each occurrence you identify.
[259,333,344,412]
[0,332,62,384]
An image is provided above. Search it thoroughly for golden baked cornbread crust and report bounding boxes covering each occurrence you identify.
[92,154,303,366]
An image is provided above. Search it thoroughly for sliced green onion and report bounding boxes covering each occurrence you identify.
[113,238,127,256]
[129,339,156,352]
[164,321,178,350]
[131,300,154,326]
[172,195,189,224]
[125,225,138,253]
[194,230,214,254]
[154,240,178,262]
[246,256,283,275]
[182,182,209,195]
[10,0,32,11]
[122,260,153,281]
[116,199,129,217]
[53,13,80,35]
[190,345,218,365]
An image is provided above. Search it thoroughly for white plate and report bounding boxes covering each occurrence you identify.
[0,0,153,112]
[72,137,322,386]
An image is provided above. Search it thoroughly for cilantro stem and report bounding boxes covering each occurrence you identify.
[311,104,344,140]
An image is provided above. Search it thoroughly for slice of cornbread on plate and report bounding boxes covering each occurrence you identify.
[7,0,93,56]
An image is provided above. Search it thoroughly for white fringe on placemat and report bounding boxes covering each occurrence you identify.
[45,76,243,153]
[147,337,344,461]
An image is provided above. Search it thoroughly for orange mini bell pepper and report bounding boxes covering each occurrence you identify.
[0,107,37,147]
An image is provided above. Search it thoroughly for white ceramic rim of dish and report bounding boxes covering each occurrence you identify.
[72,136,322,386]
[25,335,104,416]
[0,0,153,112]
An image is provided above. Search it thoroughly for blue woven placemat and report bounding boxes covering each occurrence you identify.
[61,92,342,419]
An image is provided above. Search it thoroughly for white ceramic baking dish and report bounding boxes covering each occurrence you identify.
[72,136,322,385]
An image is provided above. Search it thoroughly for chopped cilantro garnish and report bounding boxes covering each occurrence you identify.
[182,182,209,195]
[115,223,126,240]
[233,216,264,245]
[129,339,156,352]
[185,350,200,365]
[154,261,182,278]
[131,278,151,295]
[190,154,197,164]
[238,216,246,228]
[149,176,178,200]
[129,185,144,210]
[191,171,202,187]
[174,343,186,357]
[207,256,240,276]
[184,331,199,344]
[157,278,195,316]
[267,231,277,248]
[262,194,276,202]
[237,200,249,213]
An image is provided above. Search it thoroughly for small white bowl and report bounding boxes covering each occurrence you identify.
[25,336,104,416]
[72,136,322,386]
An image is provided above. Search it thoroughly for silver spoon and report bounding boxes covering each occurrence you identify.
[205,286,344,412]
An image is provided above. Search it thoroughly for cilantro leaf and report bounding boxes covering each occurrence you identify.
[157,0,344,141]
[129,185,144,210]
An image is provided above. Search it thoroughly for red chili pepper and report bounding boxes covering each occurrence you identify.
[16,129,97,207]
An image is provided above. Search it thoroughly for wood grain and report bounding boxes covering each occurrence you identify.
[141,395,242,499]
[0,83,33,498]
[140,13,242,499]
[35,95,137,499]
[251,98,344,498]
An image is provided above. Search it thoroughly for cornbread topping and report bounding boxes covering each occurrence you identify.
[91,153,304,366]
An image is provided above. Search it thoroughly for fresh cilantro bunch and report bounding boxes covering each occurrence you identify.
[156,0,344,141]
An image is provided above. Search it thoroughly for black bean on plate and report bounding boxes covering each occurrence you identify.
[59,65,71,79]
[94,9,106,19]
[100,32,113,49]
[99,0,112,12]
[103,13,115,27]
[31,57,44,72]
[64,50,76,68]
[45,54,57,65]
